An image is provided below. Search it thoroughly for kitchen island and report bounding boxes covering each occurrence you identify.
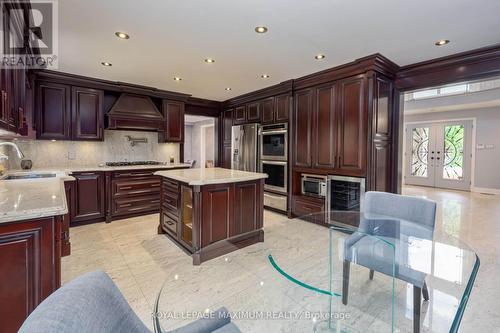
[155,168,267,265]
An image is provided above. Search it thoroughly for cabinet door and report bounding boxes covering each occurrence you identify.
[201,184,233,247]
[232,181,261,236]
[275,94,290,122]
[72,172,105,222]
[222,109,233,144]
[71,87,103,141]
[0,218,59,333]
[246,101,260,122]
[36,82,71,140]
[371,140,392,192]
[313,83,337,169]
[163,100,185,142]
[260,97,275,124]
[233,106,246,124]
[222,144,232,169]
[337,76,367,175]
[0,69,9,130]
[15,69,28,135]
[293,89,313,168]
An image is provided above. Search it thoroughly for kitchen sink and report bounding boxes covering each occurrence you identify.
[2,173,57,180]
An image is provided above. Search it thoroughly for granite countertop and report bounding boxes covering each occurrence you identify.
[6,163,191,173]
[0,163,191,224]
[0,173,73,224]
[154,167,268,185]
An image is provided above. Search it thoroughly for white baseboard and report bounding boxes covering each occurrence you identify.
[470,186,500,195]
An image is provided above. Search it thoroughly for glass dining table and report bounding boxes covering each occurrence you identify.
[153,211,480,333]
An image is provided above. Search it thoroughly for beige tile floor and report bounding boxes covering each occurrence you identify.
[62,186,500,332]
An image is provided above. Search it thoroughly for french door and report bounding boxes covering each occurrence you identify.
[405,120,472,191]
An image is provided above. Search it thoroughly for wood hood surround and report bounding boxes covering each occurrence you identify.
[107,93,165,132]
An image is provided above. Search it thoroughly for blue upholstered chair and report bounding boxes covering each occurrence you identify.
[19,271,241,333]
[342,191,437,333]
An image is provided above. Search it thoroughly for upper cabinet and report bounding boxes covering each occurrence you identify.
[293,89,313,168]
[36,82,103,141]
[162,100,185,142]
[233,106,246,125]
[36,82,72,140]
[275,94,290,123]
[292,75,367,176]
[72,87,104,141]
[0,68,27,134]
[336,75,367,175]
[246,101,261,122]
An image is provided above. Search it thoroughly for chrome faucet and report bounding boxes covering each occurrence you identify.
[0,141,25,160]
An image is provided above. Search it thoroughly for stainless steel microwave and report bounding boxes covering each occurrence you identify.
[301,174,327,197]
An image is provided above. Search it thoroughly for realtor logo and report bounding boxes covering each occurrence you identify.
[1,0,58,69]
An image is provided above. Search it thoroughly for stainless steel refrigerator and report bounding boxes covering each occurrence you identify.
[231,124,258,172]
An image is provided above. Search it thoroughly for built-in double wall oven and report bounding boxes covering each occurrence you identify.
[260,123,288,212]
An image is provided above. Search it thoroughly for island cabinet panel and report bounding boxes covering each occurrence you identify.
[36,82,71,140]
[336,75,367,176]
[0,217,62,333]
[293,88,313,168]
[232,181,261,235]
[312,83,337,169]
[71,171,106,223]
[201,184,233,247]
[71,86,104,141]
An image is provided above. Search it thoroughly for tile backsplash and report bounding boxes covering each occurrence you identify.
[2,130,180,170]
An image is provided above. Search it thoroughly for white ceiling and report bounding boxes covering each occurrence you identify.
[58,0,500,101]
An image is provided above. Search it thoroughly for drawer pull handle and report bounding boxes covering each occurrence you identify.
[120,186,133,190]
[120,203,132,207]
[165,220,175,226]
[151,200,160,203]
[79,172,96,176]
[151,184,160,187]
[129,207,145,211]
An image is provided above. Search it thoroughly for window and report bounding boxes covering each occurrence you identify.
[405,77,500,101]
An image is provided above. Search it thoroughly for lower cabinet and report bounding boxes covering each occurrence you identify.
[291,195,325,224]
[62,180,75,256]
[71,171,106,223]
[0,217,62,333]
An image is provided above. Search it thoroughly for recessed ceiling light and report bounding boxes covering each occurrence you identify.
[204,58,215,63]
[435,39,450,46]
[255,26,268,34]
[225,87,232,91]
[115,31,130,39]
[315,54,326,60]
[101,62,112,67]
[173,76,182,81]
[261,74,270,79]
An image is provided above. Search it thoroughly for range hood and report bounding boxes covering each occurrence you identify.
[107,93,165,132]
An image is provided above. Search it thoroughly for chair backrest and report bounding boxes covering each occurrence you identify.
[364,191,437,229]
[19,271,151,333]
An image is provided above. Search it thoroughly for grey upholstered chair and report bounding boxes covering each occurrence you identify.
[19,271,240,333]
[342,191,437,333]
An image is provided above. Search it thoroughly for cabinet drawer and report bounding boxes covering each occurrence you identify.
[162,178,179,192]
[113,194,160,216]
[292,196,325,223]
[113,178,161,197]
[161,212,178,236]
[112,170,157,178]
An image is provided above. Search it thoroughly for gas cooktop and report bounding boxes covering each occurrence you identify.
[105,161,164,167]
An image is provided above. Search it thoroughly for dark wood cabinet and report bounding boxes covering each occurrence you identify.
[233,181,263,235]
[71,171,106,223]
[336,75,367,175]
[233,106,246,124]
[291,195,325,224]
[0,217,62,333]
[313,83,337,169]
[260,97,275,124]
[36,82,71,140]
[36,82,105,141]
[222,109,233,144]
[246,102,260,122]
[275,94,290,122]
[222,144,232,169]
[0,68,26,134]
[163,100,185,142]
[201,184,233,247]
[293,89,313,168]
[62,180,75,257]
[71,87,104,141]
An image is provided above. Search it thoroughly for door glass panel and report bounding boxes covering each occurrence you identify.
[411,127,429,177]
[443,125,464,180]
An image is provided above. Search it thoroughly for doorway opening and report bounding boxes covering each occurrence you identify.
[184,115,216,168]
[399,76,500,193]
